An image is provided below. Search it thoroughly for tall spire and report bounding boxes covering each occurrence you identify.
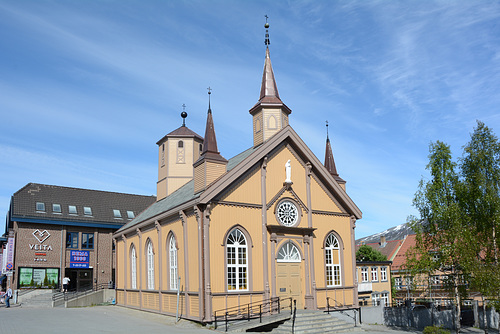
[202,87,221,155]
[324,121,345,185]
[258,17,283,105]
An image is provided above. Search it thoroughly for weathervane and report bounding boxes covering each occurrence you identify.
[264,15,270,46]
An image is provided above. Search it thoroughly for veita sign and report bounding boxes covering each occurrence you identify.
[30,229,53,251]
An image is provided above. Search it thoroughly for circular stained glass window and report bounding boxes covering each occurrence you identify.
[277,200,299,227]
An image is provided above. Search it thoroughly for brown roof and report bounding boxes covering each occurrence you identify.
[324,136,345,184]
[356,239,402,261]
[10,183,156,228]
[156,125,203,145]
[391,234,417,272]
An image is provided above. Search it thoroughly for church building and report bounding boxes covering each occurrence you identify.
[113,23,362,323]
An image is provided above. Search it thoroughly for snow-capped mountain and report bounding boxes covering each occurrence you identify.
[355,223,414,244]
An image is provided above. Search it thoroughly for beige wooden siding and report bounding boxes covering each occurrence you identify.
[142,291,159,310]
[310,177,341,212]
[220,165,261,204]
[127,291,140,307]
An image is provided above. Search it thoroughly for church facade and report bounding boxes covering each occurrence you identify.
[114,37,362,323]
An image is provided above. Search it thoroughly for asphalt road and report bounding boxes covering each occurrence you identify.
[0,304,485,334]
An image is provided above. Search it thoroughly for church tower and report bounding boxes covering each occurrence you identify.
[156,110,204,201]
[324,122,346,190]
[249,20,292,148]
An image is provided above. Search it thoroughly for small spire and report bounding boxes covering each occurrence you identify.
[202,88,219,154]
[181,104,187,127]
[324,122,345,184]
[264,15,270,46]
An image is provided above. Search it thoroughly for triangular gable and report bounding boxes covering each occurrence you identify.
[199,126,362,219]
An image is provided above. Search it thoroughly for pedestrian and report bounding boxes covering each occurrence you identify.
[62,276,70,293]
[5,286,12,308]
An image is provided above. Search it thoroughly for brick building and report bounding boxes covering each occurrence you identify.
[2,183,155,291]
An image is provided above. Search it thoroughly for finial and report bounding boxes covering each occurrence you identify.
[181,104,187,127]
[264,15,270,46]
[207,87,212,113]
[326,120,329,139]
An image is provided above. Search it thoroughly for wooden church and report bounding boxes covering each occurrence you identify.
[113,23,362,323]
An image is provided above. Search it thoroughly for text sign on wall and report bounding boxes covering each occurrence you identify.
[6,237,15,270]
[70,250,89,268]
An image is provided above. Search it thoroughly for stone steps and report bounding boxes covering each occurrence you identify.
[271,310,355,334]
[19,290,54,308]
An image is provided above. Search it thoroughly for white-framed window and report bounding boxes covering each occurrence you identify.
[130,245,137,289]
[361,267,369,282]
[325,233,341,287]
[371,267,378,282]
[372,293,380,306]
[169,236,178,290]
[226,229,248,291]
[380,267,388,281]
[381,292,389,306]
[277,241,301,262]
[146,241,155,290]
[395,277,402,290]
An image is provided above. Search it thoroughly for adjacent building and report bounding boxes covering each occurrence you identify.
[114,31,362,323]
[356,260,392,307]
[2,183,155,291]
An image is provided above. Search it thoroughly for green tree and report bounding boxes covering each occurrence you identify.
[459,121,500,332]
[407,140,468,333]
[356,244,387,262]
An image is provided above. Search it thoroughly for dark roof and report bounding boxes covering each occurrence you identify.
[116,147,256,233]
[324,136,345,184]
[156,125,203,145]
[355,239,403,261]
[10,183,156,229]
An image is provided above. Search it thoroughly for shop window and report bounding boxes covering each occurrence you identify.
[82,233,94,249]
[66,232,78,248]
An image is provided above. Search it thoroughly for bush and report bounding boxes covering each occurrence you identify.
[423,325,450,334]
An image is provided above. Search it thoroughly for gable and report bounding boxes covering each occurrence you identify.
[310,175,343,213]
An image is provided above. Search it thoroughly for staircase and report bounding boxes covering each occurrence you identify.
[19,289,54,308]
[271,310,355,334]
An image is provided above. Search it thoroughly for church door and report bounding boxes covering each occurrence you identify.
[276,241,302,308]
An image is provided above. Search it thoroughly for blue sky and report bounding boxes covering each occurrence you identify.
[1,1,500,238]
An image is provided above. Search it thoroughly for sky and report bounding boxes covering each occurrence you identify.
[1,0,500,239]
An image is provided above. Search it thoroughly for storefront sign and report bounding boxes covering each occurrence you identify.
[70,250,89,268]
[30,229,53,251]
[5,237,15,270]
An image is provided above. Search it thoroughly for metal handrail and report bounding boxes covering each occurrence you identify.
[326,297,361,325]
[52,283,111,303]
[214,296,293,331]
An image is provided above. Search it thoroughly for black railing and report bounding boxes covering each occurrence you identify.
[326,297,361,325]
[214,296,293,331]
[52,283,112,303]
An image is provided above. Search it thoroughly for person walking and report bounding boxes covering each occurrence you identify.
[62,276,70,293]
[5,286,12,308]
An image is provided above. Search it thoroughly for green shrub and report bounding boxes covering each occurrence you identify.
[423,325,450,334]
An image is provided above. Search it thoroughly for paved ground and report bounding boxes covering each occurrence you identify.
[0,303,486,334]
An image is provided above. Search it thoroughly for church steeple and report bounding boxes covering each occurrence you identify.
[250,17,291,148]
[193,88,227,194]
[324,121,346,189]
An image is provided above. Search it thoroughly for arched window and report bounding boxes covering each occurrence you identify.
[130,245,137,289]
[226,228,248,291]
[255,118,261,133]
[178,141,184,148]
[146,241,155,290]
[268,115,277,129]
[277,241,301,262]
[169,235,178,290]
[325,233,341,287]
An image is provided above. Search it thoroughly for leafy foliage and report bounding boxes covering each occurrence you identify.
[356,244,387,262]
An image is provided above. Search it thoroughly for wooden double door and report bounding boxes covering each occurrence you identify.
[277,262,302,309]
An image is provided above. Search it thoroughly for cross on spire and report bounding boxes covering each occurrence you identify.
[264,15,270,46]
